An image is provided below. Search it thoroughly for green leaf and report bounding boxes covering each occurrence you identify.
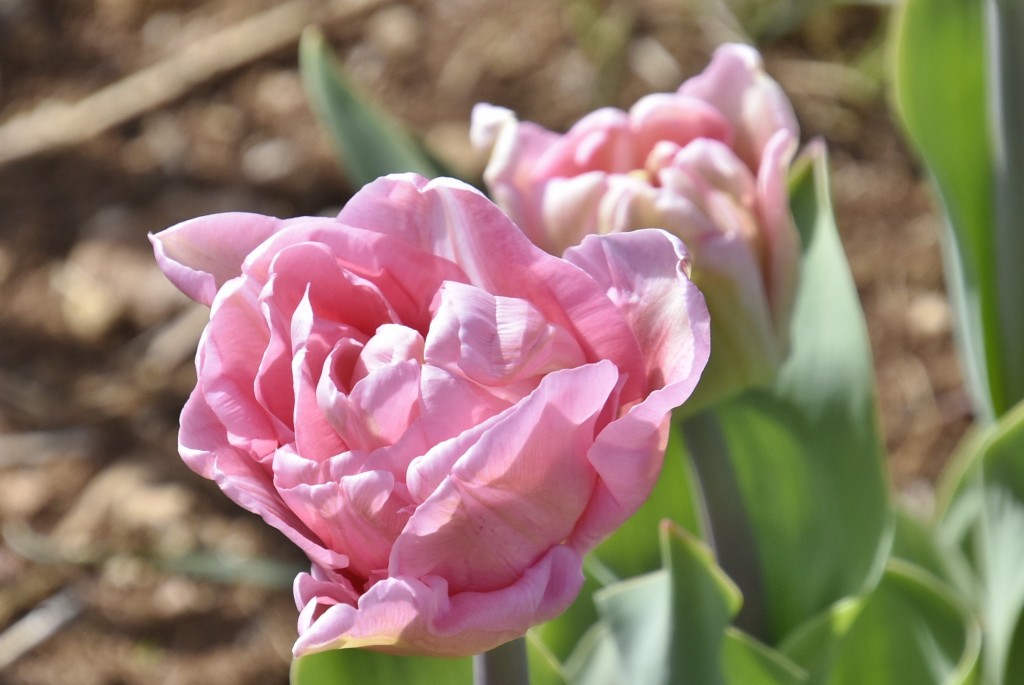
[890,0,1001,417]
[891,508,953,585]
[689,144,892,641]
[290,649,471,685]
[566,523,742,685]
[778,596,864,680]
[661,522,742,685]
[936,398,1024,684]
[721,628,806,685]
[298,27,446,189]
[526,634,572,685]
[795,562,981,685]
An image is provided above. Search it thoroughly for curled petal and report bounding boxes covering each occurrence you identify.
[390,361,617,593]
[424,281,586,395]
[564,230,711,391]
[150,212,282,306]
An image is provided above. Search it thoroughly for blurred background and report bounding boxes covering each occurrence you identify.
[0,0,971,682]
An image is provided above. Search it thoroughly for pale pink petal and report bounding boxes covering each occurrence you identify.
[291,294,354,460]
[150,212,282,306]
[540,173,610,253]
[179,391,346,570]
[352,324,425,383]
[424,281,586,395]
[678,43,798,171]
[757,129,801,337]
[242,215,466,332]
[629,92,733,161]
[275,451,407,581]
[390,361,617,593]
[197,278,281,455]
[564,229,711,390]
[570,374,708,551]
[347,360,422,449]
[534,108,635,176]
[472,103,561,248]
[415,364,512,447]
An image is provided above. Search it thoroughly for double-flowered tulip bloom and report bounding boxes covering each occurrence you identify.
[152,174,710,656]
[473,43,801,404]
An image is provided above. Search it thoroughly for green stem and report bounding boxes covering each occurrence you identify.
[681,411,767,639]
[473,637,529,685]
[985,0,1024,416]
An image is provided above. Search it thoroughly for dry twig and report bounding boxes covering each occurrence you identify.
[0,0,390,166]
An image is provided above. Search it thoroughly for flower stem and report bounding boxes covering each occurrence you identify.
[473,637,529,685]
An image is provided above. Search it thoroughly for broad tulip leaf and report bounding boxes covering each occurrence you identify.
[661,522,742,685]
[566,523,741,685]
[299,27,446,189]
[891,508,952,585]
[689,144,891,641]
[777,597,864,679]
[890,0,1004,417]
[290,648,471,685]
[787,562,981,685]
[721,628,806,685]
[526,634,572,685]
[936,398,1024,684]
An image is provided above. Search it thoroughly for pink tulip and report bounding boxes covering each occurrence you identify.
[473,43,800,404]
[151,174,710,657]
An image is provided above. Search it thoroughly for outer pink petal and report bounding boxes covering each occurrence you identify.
[678,43,798,171]
[198,278,281,455]
[293,544,583,657]
[628,92,733,161]
[389,361,617,593]
[563,231,711,549]
[149,212,282,306]
[534,107,635,176]
[757,129,801,339]
[178,390,346,571]
[564,229,711,391]
[472,103,561,249]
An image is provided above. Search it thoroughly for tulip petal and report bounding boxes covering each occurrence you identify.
[390,361,617,593]
[424,281,586,396]
[198,278,282,453]
[564,229,711,390]
[150,212,282,306]
[293,544,583,657]
[179,390,347,571]
[757,129,801,338]
[472,103,561,249]
[629,92,733,161]
[678,43,798,171]
[339,175,650,399]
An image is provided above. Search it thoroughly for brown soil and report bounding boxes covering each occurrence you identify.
[0,1,969,682]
